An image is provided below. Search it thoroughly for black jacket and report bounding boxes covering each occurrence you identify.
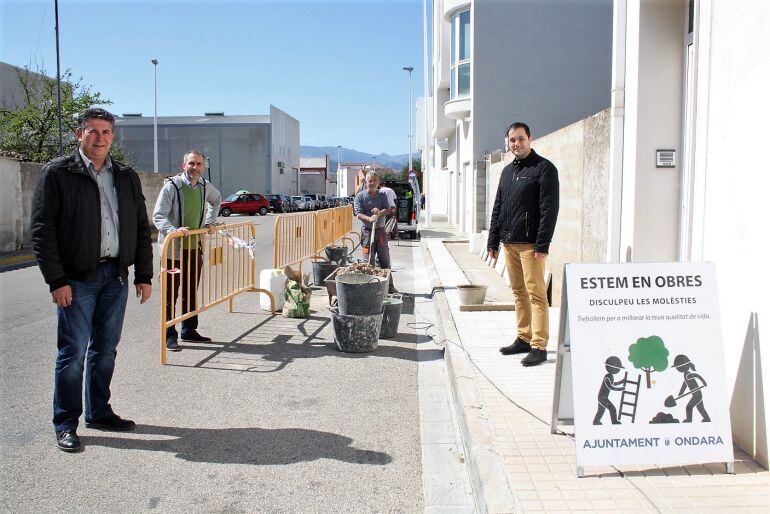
[487,150,559,254]
[31,151,153,292]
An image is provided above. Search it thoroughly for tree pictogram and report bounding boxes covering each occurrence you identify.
[627,335,670,388]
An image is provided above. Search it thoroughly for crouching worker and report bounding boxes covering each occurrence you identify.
[153,150,222,351]
[354,170,397,293]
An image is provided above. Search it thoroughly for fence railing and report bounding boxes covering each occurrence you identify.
[274,204,359,269]
[158,221,276,364]
[159,207,358,364]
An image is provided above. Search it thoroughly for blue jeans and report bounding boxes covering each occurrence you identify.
[53,261,128,432]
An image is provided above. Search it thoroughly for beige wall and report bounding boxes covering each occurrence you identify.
[486,109,611,305]
[0,155,171,253]
[619,0,685,263]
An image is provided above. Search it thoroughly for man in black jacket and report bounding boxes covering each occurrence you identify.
[487,122,559,367]
[31,108,153,452]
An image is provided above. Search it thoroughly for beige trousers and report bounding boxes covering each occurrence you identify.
[502,243,549,349]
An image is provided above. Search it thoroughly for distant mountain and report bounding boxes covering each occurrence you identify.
[301,145,409,171]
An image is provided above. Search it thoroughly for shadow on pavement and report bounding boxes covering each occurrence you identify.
[85,424,392,465]
[168,313,442,372]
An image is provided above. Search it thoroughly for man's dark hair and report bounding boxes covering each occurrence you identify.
[506,122,531,138]
[76,107,115,129]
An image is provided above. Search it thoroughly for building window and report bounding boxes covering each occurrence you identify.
[441,149,449,169]
[450,9,471,100]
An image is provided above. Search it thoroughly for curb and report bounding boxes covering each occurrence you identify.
[0,251,36,270]
[421,240,519,514]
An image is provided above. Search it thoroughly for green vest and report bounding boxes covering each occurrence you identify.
[182,183,203,249]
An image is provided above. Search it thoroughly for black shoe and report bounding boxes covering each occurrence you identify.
[56,429,81,452]
[85,414,136,432]
[500,337,531,355]
[521,348,548,367]
[181,330,212,342]
[166,335,181,352]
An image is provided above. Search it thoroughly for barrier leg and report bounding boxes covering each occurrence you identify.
[254,288,276,315]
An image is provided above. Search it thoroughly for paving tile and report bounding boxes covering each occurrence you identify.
[429,234,770,514]
[540,499,569,510]
[536,488,564,501]
[517,499,544,511]
[565,499,594,510]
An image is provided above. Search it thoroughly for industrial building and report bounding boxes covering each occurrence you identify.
[114,105,299,197]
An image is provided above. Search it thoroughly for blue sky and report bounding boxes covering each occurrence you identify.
[1,0,427,156]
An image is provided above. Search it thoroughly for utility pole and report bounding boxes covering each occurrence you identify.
[402,66,414,174]
[151,59,159,173]
[54,0,63,155]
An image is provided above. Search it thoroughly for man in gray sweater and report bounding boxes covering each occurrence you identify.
[153,150,222,351]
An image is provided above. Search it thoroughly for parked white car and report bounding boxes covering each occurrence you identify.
[292,195,307,211]
[303,195,317,210]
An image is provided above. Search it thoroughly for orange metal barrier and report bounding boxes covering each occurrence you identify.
[273,211,317,269]
[273,205,358,269]
[159,221,276,364]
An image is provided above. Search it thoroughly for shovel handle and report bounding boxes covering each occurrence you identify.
[673,385,705,401]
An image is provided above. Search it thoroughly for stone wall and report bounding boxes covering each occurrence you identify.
[0,155,173,252]
[485,109,610,305]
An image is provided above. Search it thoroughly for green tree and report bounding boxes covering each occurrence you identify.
[627,335,670,388]
[0,65,129,164]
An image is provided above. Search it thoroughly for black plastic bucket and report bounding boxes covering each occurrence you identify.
[330,308,383,353]
[379,294,403,339]
[336,274,387,315]
[324,245,348,264]
[312,261,340,286]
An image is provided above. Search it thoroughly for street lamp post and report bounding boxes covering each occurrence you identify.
[337,145,341,196]
[402,66,414,175]
[54,0,63,155]
[151,59,158,173]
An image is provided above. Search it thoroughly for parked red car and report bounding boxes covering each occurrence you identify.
[219,193,270,216]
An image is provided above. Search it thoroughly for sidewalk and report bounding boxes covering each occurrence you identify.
[419,222,770,513]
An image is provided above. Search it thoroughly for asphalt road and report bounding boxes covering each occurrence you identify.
[0,213,433,512]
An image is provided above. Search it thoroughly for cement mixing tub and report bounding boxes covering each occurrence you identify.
[330,308,383,353]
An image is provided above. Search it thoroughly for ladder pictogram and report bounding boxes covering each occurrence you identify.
[619,372,642,423]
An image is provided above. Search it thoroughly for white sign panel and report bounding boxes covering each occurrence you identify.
[567,262,733,468]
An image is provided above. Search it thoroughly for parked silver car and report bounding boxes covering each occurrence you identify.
[292,195,307,211]
[303,195,317,210]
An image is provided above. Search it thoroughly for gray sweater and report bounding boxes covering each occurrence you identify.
[152,174,222,253]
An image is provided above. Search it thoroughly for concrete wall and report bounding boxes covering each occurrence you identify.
[472,0,613,162]
[269,105,300,195]
[0,156,173,253]
[0,157,23,252]
[486,109,611,304]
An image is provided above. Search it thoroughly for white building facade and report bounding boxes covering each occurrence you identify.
[608,0,769,466]
[423,0,613,234]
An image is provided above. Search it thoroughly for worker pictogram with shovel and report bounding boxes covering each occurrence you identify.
[665,354,711,423]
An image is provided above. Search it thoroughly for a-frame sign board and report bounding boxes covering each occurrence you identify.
[551,262,735,477]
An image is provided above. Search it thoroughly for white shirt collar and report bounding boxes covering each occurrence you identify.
[181,172,203,189]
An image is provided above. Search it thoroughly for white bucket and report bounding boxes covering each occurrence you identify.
[468,232,485,253]
[260,269,287,311]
